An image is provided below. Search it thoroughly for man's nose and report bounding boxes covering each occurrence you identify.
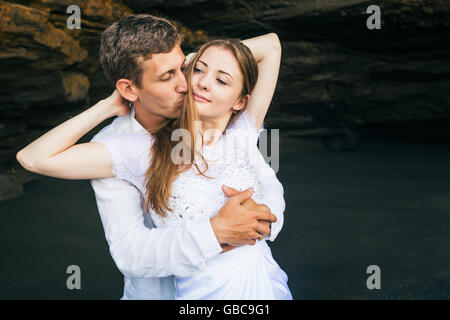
[176,72,188,94]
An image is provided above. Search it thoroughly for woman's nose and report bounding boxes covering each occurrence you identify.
[197,74,210,91]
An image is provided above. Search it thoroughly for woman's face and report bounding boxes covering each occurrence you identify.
[191,46,244,120]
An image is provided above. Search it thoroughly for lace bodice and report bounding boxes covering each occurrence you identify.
[99,111,266,228]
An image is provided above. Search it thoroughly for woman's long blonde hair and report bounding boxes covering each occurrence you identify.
[144,39,258,217]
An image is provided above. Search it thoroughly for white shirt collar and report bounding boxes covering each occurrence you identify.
[129,103,147,134]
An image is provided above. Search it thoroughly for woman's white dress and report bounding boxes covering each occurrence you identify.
[99,111,292,300]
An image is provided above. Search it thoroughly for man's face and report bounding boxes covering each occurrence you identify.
[134,44,187,120]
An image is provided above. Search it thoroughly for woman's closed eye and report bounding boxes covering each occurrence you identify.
[217,78,227,85]
[194,67,227,85]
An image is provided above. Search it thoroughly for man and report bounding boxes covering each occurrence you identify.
[91,14,285,299]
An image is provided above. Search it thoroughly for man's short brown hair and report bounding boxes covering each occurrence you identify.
[100,14,183,88]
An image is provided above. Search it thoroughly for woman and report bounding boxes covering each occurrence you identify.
[17,34,292,299]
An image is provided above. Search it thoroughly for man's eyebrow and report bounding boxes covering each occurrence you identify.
[159,58,186,77]
[158,60,184,78]
[198,59,233,79]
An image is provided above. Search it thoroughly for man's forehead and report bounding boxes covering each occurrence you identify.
[143,46,185,76]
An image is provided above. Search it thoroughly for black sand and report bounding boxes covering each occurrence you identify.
[1,135,449,299]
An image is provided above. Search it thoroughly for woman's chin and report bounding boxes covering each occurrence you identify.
[195,105,210,118]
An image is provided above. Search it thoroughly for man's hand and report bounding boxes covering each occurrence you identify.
[222,185,272,232]
[215,186,274,254]
[210,186,277,251]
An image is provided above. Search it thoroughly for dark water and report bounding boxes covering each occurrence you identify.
[1,135,449,299]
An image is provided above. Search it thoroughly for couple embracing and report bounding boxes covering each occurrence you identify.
[17,14,292,300]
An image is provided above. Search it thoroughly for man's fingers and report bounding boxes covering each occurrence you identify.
[224,240,255,246]
[222,185,240,197]
[254,222,271,236]
[258,219,272,229]
[229,187,254,204]
[253,210,277,223]
[257,204,271,213]
[220,244,237,254]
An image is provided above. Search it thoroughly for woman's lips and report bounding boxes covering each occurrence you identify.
[193,93,210,103]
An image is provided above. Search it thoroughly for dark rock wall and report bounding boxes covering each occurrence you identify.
[145,0,450,132]
[1,0,449,182]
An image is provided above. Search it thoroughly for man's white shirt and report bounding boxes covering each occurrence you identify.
[90,107,285,299]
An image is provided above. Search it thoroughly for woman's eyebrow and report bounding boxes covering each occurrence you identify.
[219,70,232,79]
[198,60,233,79]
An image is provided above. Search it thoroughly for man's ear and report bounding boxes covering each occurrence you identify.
[232,94,250,112]
[116,79,138,102]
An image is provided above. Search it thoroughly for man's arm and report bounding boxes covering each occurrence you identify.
[91,177,276,278]
[92,177,222,278]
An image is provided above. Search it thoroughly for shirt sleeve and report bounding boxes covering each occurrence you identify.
[251,149,285,242]
[90,133,223,279]
[95,133,150,186]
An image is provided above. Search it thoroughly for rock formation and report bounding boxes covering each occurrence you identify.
[1,0,449,198]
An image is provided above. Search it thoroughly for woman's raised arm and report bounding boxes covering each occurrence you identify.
[241,33,282,130]
[16,90,129,180]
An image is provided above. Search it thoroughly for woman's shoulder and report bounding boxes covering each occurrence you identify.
[96,132,153,150]
[227,110,264,134]
[95,132,153,177]
[225,110,264,146]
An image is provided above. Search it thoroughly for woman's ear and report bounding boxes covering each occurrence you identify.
[232,94,250,112]
[116,79,138,102]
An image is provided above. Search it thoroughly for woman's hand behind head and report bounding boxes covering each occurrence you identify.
[103,90,130,117]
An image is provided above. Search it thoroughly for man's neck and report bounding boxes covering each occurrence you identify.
[133,102,165,131]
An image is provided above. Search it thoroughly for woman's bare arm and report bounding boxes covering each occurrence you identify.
[16,90,129,180]
[241,33,282,129]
